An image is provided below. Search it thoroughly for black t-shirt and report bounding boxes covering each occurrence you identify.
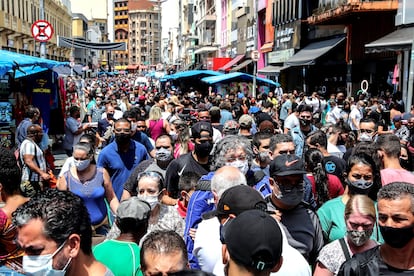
[165,152,211,199]
[323,155,346,182]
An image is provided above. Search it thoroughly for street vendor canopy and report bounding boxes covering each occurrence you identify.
[365,27,414,53]
[201,72,278,87]
[164,70,223,80]
[0,50,67,76]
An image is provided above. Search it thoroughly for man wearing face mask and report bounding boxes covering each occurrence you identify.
[165,121,213,201]
[338,182,414,275]
[19,124,51,197]
[267,154,324,264]
[251,132,273,176]
[375,133,414,186]
[290,104,318,159]
[123,109,155,157]
[63,106,90,157]
[122,134,174,200]
[97,118,149,200]
[12,189,114,276]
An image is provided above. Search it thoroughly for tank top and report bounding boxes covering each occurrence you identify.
[148,119,165,140]
[65,167,107,225]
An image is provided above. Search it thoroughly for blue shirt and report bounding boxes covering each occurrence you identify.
[15,118,32,147]
[131,131,154,153]
[97,140,148,199]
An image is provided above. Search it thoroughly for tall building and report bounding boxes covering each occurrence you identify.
[0,0,72,60]
[114,0,129,70]
[128,0,161,68]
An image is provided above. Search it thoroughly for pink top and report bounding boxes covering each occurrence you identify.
[148,119,165,140]
[174,142,195,159]
[381,168,414,186]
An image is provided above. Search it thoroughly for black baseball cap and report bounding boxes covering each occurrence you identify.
[222,209,283,271]
[270,154,306,176]
[191,121,213,139]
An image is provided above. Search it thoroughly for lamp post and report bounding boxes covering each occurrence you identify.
[252,0,258,98]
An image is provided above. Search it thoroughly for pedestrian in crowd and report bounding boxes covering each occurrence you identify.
[107,170,184,240]
[122,134,174,200]
[0,148,28,274]
[305,130,346,182]
[304,148,344,209]
[220,209,284,276]
[165,121,213,201]
[267,154,324,263]
[290,104,318,158]
[57,142,119,236]
[63,105,90,157]
[15,105,40,147]
[93,197,151,276]
[97,104,116,148]
[87,93,105,123]
[19,124,51,197]
[376,133,414,185]
[170,118,194,158]
[314,195,379,276]
[222,120,239,136]
[317,152,382,243]
[219,101,233,125]
[176,172,199,218]
[238,114,254,140]
[392,115,410,144]
[13,189,114,275]
[140,230,189,276]
[338,182,414,275]
[97,118,149,200]
[399,144,413,171]
[146,106,170,141]
[251,131,273,176]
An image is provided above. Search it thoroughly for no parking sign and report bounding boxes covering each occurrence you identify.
[31,20,54,42]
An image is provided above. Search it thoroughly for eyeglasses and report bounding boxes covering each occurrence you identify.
[137,171,164,184]
[359,129,374,134]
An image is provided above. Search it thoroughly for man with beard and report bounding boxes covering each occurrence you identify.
[338,182,414,275]
[290,104,318,159]
[63,106,90,156]
[97,118,148,200]
[165,121,213,202]
[121,134,174,200]
[19,124,51,197]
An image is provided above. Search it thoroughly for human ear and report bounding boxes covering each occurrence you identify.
[271,256,283,273]
[67,234,81,258]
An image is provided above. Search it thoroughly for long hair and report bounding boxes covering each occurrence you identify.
[305,148,330,207]
[149,105,162,121]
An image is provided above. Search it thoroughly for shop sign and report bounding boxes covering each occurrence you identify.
[268,48,294,63]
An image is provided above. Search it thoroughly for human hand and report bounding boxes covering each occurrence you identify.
[189,228,197,240]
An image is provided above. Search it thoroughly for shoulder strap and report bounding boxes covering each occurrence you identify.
[339,238,351,261]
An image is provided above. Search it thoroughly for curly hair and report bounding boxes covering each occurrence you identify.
[211,135,253,171]
[12,189,92,254]
[0,148,21,195]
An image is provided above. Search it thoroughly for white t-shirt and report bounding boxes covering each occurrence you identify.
[284,113,299,132]
[348,107,362,131]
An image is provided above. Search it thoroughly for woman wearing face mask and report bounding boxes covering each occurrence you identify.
[314,195,379,276]
[170,118,194,158]
[106,171,184,240]
[317,152,382,243]
[57,142,119,236]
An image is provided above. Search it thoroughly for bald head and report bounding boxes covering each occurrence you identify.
[211,166,247,199]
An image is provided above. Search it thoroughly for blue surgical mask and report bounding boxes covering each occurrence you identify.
[74,159,90,171]
[225,160,249,175]
[23,241,72,276]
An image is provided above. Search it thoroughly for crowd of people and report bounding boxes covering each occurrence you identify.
[0,74,413,276]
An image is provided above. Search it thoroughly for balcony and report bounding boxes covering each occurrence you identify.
[309,0,398,24]
[196,5,216,28]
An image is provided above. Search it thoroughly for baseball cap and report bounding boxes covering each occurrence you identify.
[223,120,240,135]
[212,185,267,217]
[239,114,254,127]
[191,121,213,138]
[270,154,306,176]
[222,209,283,271]
[117,197,151,220]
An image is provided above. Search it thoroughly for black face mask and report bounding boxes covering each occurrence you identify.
[299,118,311,127]
[346,179,374,195]
[115,133,131,144]
[194,141,213,158]
[380,224,414,248]
[400,158,411,170]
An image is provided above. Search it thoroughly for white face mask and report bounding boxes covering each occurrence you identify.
[359,133,373,142]
[225,160,249,175]
[137,194,160,210]
[131,122,137,132]
[74,159,90,171]
[23,241,72,276]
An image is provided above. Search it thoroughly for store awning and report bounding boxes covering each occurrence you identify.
[260,42,274,53]
[194,46,218,55]
[201,72,278,87]
[230,59,253,72]
[258,65,290,75]
[365,27,414,53]
[218,54,245,71]
[167,69,223,80]
[285,37,346,66]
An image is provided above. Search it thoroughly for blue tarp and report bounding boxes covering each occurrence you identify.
[0,50,68,77]
[164,70,223,80]
[13,66,49,79]
[201,72,279,87]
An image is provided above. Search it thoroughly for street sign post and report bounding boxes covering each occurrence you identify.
[251,50,260,61]
[31,20,54,42]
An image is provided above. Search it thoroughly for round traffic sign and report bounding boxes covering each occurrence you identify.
[31,20,54,42]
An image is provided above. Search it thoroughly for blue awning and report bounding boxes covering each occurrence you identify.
[0,50,68,76]
[13,66,49,79]
[165,69,223,80]
[201,72,278,87]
